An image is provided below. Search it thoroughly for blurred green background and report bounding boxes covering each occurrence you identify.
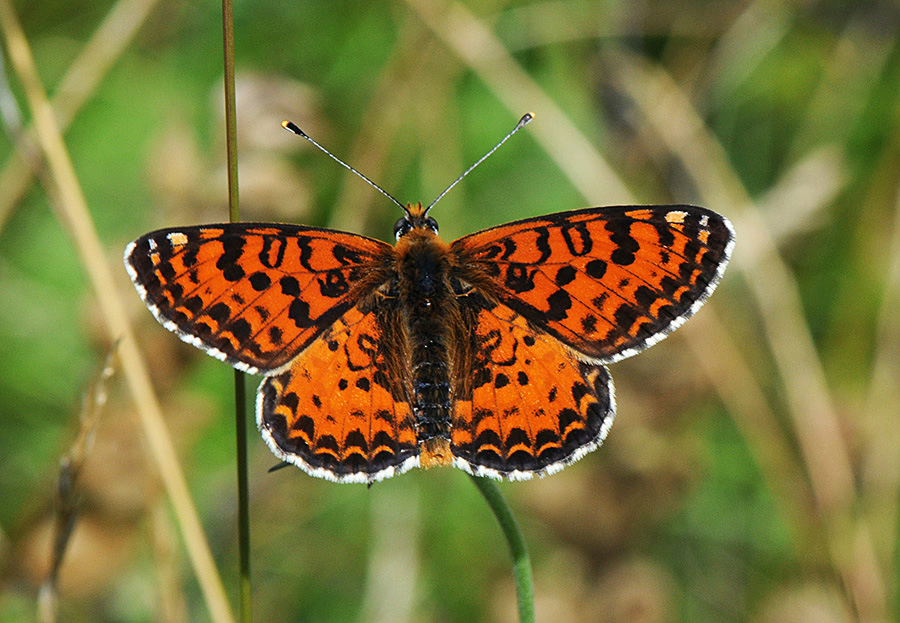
[2,0,899,621]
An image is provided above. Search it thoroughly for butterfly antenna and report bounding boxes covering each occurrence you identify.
[424,112,534,215]
[282,120,405,210]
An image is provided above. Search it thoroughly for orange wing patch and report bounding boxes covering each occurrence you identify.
[453,206,733,363]
[258,306,418,482]
[125,224,391,374]
[451,302,614,479]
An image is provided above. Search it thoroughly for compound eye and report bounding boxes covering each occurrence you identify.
[425,217,439,233]
[393,217,411,240]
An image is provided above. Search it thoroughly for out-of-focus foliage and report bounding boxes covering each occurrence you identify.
[1,1,899,621]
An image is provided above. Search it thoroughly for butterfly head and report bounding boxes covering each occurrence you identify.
[394,203,439,240]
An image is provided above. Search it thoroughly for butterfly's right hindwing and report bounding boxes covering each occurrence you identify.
[450,297,615,479]
[258,306,419,483]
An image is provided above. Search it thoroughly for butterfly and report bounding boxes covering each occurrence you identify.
[125,119,734,484]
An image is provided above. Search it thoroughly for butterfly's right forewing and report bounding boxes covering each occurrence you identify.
[125,224,392,374]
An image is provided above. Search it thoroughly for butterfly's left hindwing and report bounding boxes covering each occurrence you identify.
[452,205,734,363]
[125,224,392,374]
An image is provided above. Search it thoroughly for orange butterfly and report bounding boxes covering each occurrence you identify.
[125,116,734,483]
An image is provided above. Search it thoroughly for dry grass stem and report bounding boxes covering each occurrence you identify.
[328,19,437,232]
[681,313,816,548]
[403,0,635,205]
[787,15,895,160]
[860,178,900,587]
[607,48,883,620]
[0,2,233,620]
[756,147,845,245]
[698,3,790,109]
[37,347,117,623]
[0,0,161,231]
[152,503,190,623]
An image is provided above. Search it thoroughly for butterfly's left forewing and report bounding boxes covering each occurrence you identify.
[125,224,392,374]
[452,205,734,363]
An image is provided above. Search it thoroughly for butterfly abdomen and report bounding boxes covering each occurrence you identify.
[396,231,456,467]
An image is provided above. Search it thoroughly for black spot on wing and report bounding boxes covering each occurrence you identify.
[605,219,639,266]
[217,236,246,281]
[545,290,572,321]
[280,276,301,297]
[249,272,271,291]
[505,264,536,293]
[319,269,349,298]
[555,265,576,286]
[288,299,313,328]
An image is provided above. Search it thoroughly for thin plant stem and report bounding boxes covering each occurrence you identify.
[220,0,251,620]
[234,370,250,622]
[222,0,240,224]
[468,475,534,623]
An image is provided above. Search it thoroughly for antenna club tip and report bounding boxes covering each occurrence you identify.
[519,112,535,126]
[282,120,306,136]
